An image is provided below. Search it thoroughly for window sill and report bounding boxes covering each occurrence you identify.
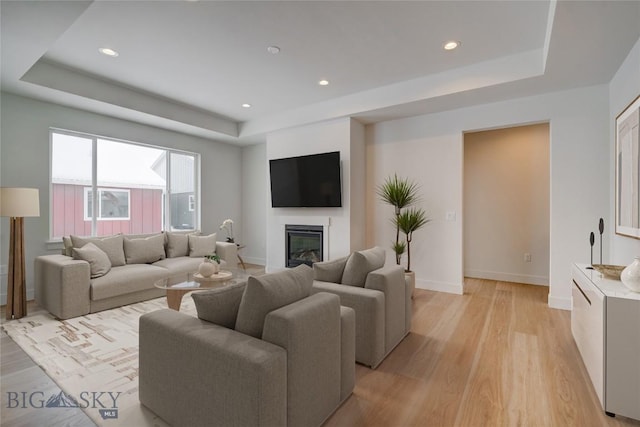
[46,239,64,252]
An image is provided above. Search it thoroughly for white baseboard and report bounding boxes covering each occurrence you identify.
[0,289,35,306]
[416,278,464,295]
[465,269,549,286]
[548,294,572,311]
[241,256,266,267]
[266,264,286,274]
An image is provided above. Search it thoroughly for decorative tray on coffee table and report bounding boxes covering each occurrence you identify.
[193,271,233,282]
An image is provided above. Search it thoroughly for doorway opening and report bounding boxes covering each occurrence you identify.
[463,123,550,287]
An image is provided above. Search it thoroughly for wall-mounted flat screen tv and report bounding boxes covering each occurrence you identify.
[269,151,342,208]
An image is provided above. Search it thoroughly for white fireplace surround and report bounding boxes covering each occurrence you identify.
[266,117,365,273]
[279,216,331,262]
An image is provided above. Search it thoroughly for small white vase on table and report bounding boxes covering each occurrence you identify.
[198,254,221,277]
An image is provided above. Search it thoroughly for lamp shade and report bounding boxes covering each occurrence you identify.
[0,187,40,217]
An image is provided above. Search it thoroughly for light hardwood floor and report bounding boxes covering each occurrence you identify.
[325,278,640,427]
[2,278,639,426]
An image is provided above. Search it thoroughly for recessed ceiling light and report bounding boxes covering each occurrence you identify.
[242,103,251,108]
[318,79,329,86]
[99,47,119,57]
[267,46,281,54]
[443,41,460,51]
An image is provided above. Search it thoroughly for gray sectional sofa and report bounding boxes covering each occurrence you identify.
[312,246,412,368]
[35,231,238,319]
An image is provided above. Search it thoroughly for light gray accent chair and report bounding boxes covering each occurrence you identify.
[139,265,355,427]
[312,247,412,369]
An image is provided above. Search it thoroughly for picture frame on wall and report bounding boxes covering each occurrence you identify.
[615,94,640,239]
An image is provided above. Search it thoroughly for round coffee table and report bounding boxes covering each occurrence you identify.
[155,269,250,311]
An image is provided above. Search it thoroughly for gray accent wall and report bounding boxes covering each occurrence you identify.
[0,92,242,304]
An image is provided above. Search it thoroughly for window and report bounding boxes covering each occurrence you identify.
[51,130,199,238]
[84,188,130,220]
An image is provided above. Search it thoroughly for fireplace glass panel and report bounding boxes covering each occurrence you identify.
[285,225,323,267]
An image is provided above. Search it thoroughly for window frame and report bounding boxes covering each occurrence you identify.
[83,187,131,221]
[49,128,200,238]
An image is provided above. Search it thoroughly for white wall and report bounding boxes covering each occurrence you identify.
[366,84,610,308]
[464,124,550,285]
[609,37,640,264]
[365,125,464,294]
[241,143,267,265]
[265,117,365,272]
[0,92,242,303]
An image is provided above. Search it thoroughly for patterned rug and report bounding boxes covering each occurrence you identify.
[2,296,198,426]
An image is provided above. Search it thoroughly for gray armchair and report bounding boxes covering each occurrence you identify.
[312,247,411,368]
[139,265,355,427]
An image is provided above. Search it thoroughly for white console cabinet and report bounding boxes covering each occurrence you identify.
[571,264,640,420]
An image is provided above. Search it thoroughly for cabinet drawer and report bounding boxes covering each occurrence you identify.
[571,265,605,407]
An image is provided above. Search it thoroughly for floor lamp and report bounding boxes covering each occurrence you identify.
[1,188,40,320]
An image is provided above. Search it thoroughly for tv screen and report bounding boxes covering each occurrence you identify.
[269,151,342,208]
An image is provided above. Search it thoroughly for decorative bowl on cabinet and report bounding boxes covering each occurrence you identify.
[592,264,625,280]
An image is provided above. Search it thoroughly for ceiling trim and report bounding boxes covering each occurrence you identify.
[240,48,545,137]
[542,0,558,72]
[21,59,238,138]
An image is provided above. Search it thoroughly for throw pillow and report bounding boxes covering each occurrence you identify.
[166,232,189,258]
[341,246,386,287]
[70,234,126,267]
[62,236,73,256]
[313,256,349,283]
[188,233,217,257]
[165,231,200,258]
[72,242,112,278]
[192,281,247,329]
[235,265,313,339]
[123,233,166,264]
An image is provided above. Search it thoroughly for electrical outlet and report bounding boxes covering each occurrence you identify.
[446,211,456,222]
[524,253,531,262]
[0,265,7,275]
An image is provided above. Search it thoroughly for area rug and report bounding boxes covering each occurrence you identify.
[2,296,198,426]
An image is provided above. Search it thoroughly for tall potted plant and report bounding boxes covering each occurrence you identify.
[376,174,419,265]
[378,175,429,297]
[395,207,430,273]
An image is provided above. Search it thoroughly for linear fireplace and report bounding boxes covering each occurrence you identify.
[285,225,323,267]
